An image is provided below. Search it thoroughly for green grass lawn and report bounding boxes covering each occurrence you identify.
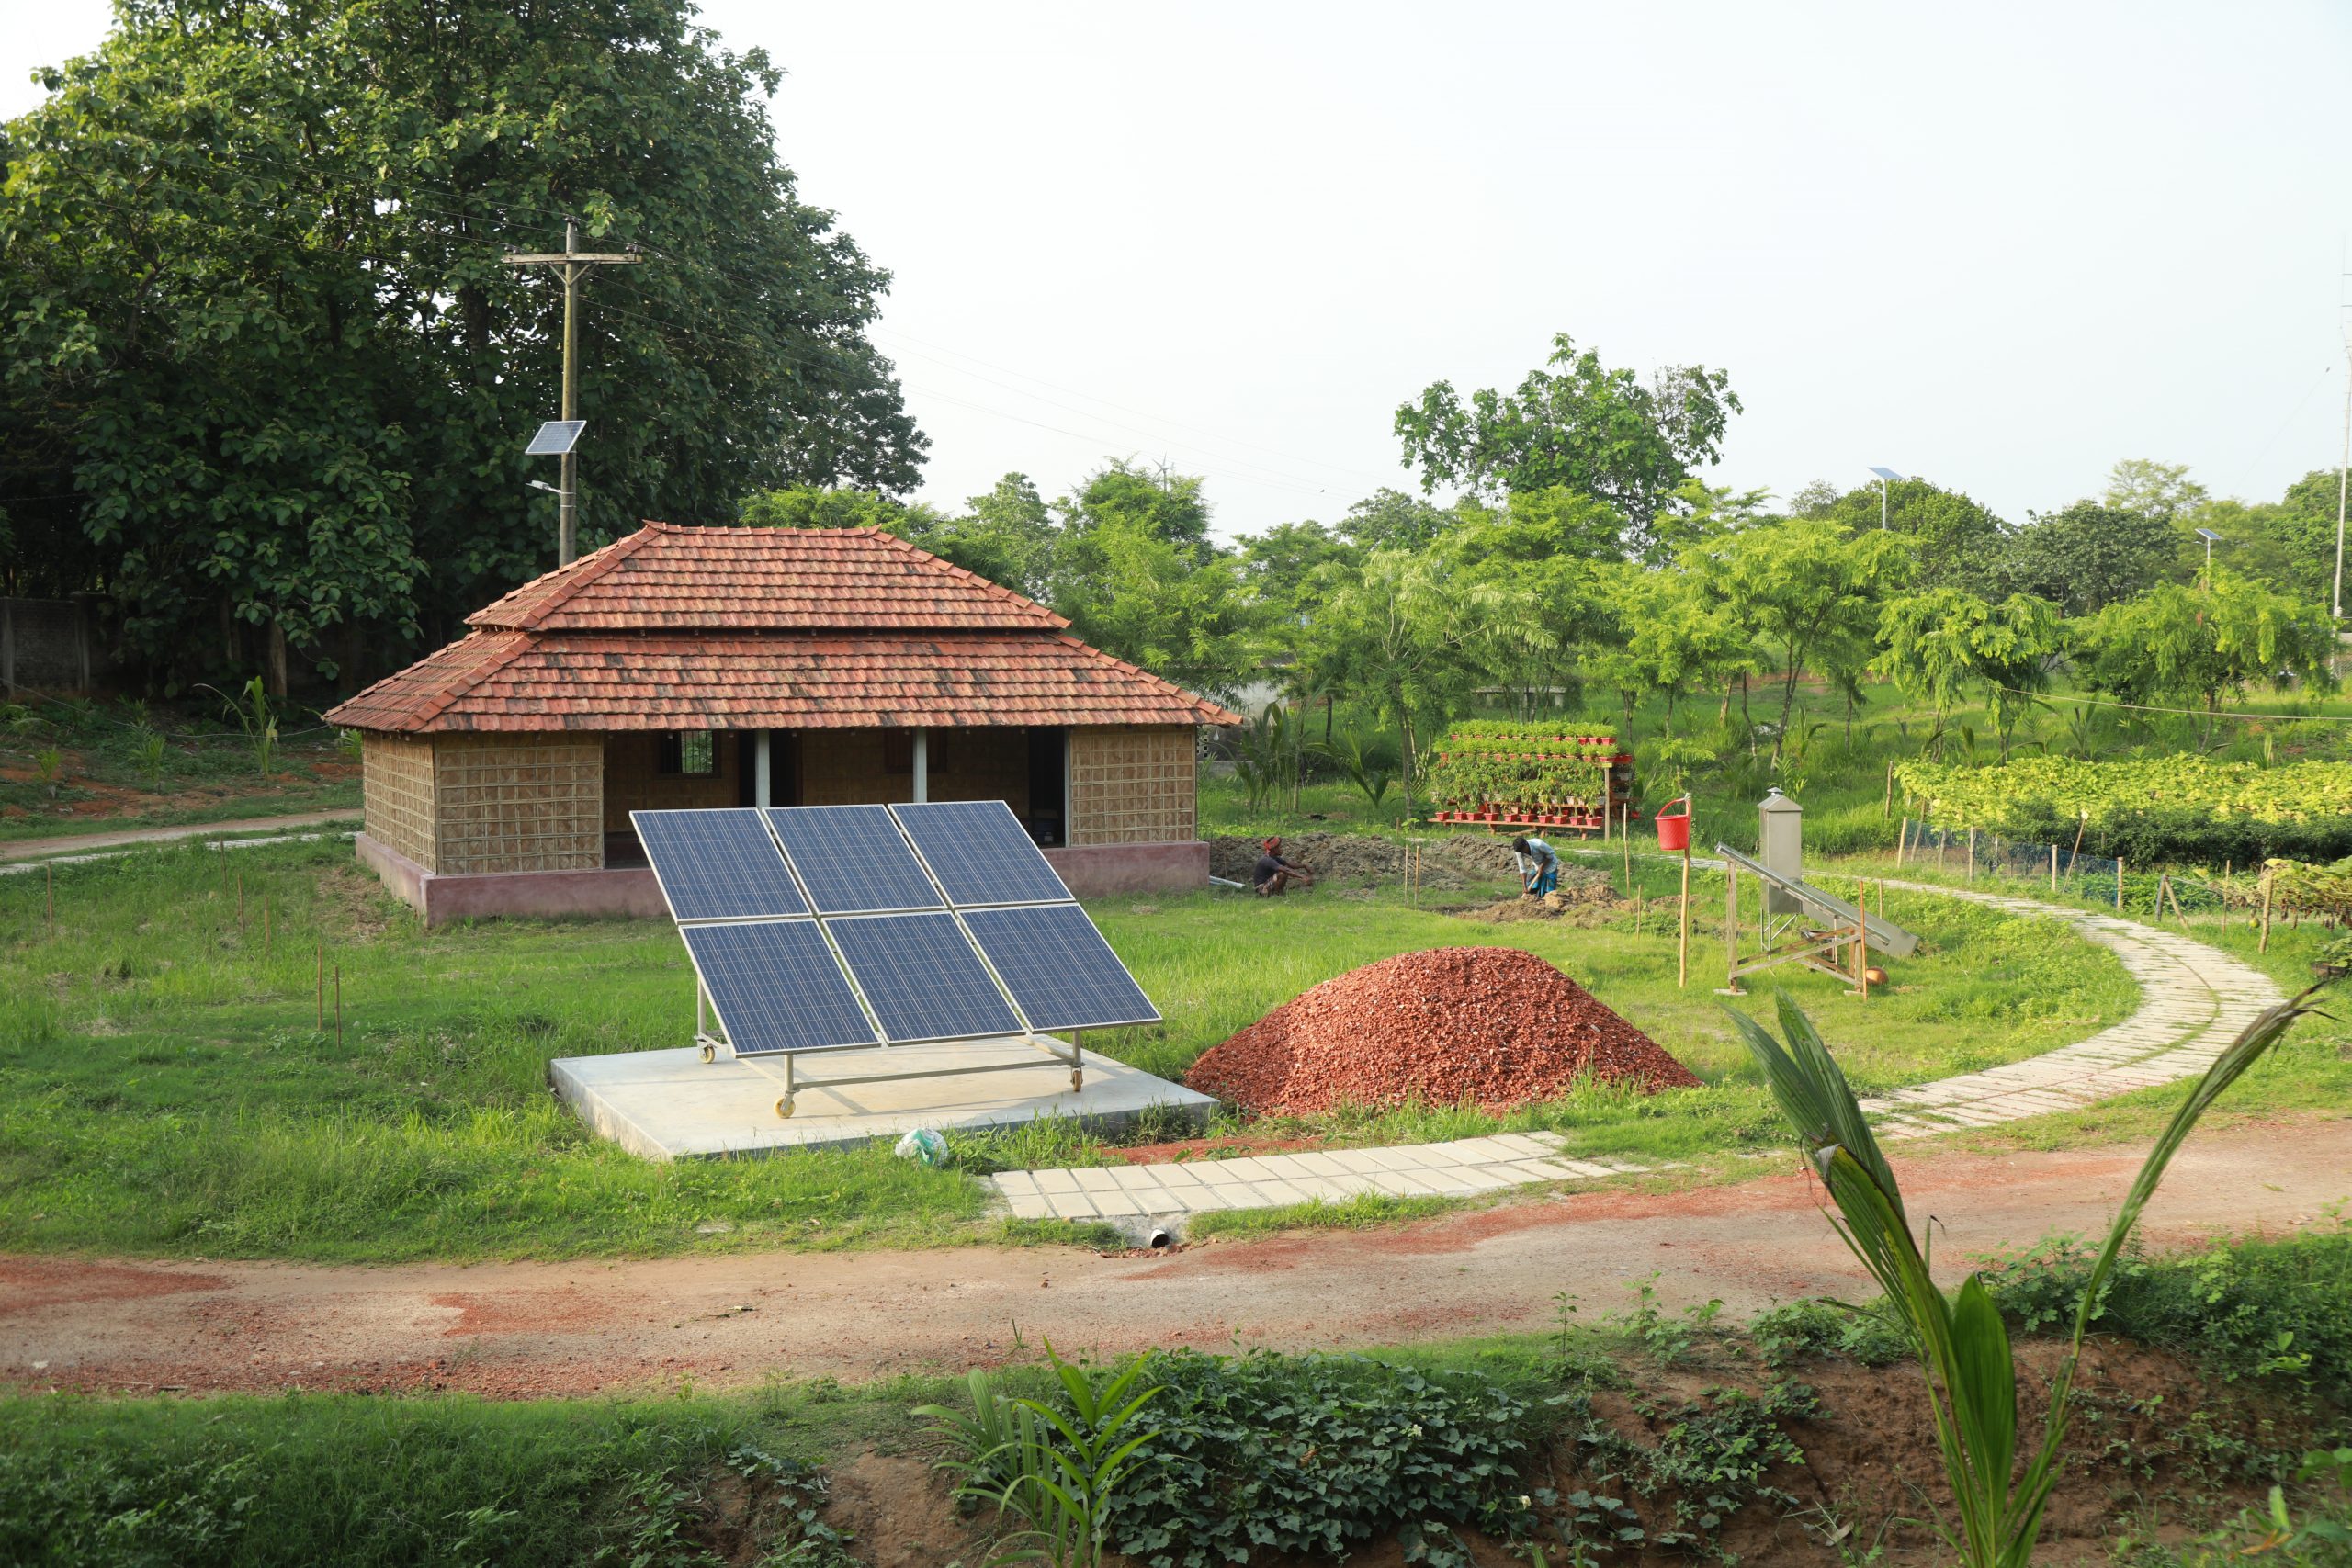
[0,835,2138,1264]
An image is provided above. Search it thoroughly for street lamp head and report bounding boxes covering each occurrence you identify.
[527,479,565,496]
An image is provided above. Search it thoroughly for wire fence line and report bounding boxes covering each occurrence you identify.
[1894,818,2274,931]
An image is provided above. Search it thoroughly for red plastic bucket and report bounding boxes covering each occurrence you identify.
[1655,798,1692,852]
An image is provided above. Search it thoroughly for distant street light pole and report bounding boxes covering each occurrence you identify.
[503,220,646,566]
[2197,526,2224,588]
[1867,466,1905,530]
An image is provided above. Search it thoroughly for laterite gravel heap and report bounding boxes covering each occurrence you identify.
[1186,946,1702,1115]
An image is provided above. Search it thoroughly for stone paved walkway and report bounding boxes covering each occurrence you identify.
[986,878,2286,1223]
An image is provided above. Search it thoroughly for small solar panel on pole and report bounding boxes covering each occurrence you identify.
[503,220,648,567]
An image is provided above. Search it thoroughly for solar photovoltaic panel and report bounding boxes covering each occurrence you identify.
[890,800,1073,907]
[962,903,1160,1032]
[681,920,877,1054]
[826,912,1023,1043]
[632,808,808,920]
[765,805,944,914]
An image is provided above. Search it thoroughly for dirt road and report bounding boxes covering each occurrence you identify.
[6,1121,2344,1399]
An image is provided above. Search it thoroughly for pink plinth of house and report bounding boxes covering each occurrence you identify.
[357,833,1207,923]
[357,834,669,926]
[1041,840,1208,897]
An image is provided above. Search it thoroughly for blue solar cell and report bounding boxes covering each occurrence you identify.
[826,912,1022,1043]
[682,920,876,1055]
[765,806,943,913]
[633,809,808,920]
[962,903,1159,1032]
[891,800,1072,907]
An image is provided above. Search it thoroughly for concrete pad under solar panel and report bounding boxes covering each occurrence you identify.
[765,805,944,913]
[549,1040,1214,1158]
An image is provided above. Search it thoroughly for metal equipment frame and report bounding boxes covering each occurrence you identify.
[1712,843,1917,998]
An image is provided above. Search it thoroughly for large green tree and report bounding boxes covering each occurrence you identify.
[0,0,923,689]
[1723,520,1914,762]
[2073,570,2337,734]
[1797,477,2007,591]
[1872,588,2062,758]
[1997,502,2176,615]
[1394,333,1739,538]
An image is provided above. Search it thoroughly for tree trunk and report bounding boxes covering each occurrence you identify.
[1396,692,1419,818]
[266,623,289,699]
[1771,642,1803,765]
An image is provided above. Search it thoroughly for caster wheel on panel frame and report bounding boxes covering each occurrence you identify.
[775,1096,795,1119]
[699,1043,715,1064]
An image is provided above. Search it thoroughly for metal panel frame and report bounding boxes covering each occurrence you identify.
[635,800,1162,1117]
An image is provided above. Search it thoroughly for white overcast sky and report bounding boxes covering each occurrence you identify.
[7,2,2351,540]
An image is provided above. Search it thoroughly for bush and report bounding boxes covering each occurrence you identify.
[943,1348,1548,1568]
[1750,1299,1912,1368]
[1979,1221,2352,1406]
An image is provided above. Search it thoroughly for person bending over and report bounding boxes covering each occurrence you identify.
[1252,837,1314,897]
[1511,834,1558,897]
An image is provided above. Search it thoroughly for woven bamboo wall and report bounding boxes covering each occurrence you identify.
[1069,725,1194,845]
[797,728,896,806]
[433,733,604,874]
[603,732,739,830]
[362,732,440,869]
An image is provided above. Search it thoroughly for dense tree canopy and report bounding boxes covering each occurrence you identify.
[1394,333,1739,538]
[0,0,923,688]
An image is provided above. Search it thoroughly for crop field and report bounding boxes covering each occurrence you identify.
[0,834,2148,1264]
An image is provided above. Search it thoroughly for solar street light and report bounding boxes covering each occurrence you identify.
[2196,526,2224,584]
[1867,467,1905,531]
[526,479,569,497]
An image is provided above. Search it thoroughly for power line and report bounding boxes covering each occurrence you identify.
[2004,684,2352,725]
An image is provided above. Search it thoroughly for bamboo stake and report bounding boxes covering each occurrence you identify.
[2164,875,2190,933]
[1855,879,1870,999]
[1895,816,1907,867]
[2116,858,2126,911]
[2049,843,2058,893]
[2259,869,2274,953]
[1966,829,1975,883]
[2070,814,2088,872]
[1678,839,1691,989]
[1619,806,1631,891]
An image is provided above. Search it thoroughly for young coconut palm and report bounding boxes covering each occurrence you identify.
[1724,983,2332,1568]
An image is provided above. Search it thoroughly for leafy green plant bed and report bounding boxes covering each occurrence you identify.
[1899,756,2352,866]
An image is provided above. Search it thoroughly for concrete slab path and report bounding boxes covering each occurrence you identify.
[984,878,2288,1220]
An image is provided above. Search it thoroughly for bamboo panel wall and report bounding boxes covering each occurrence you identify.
[433,733,604,874]
[602,732,739,830]
[1068,725,1194,845]
[362,732,440,870]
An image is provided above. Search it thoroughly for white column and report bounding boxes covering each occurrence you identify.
[753,729,772,807]
[912,727,929,803]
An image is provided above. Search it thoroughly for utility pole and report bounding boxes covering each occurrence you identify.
[2335,321,2350,623]
[503,220,645,566]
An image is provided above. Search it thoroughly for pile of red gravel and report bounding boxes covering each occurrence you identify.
[1185,946,1702,1115]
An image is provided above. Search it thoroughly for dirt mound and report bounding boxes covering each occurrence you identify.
[1207,831,1526,891]
[1185,946,1702,1114]
[1456,876,1623,924]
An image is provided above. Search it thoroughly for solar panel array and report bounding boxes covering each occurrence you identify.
[631,800,1157,1056]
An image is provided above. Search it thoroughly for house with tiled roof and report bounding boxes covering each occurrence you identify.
[327,523,1242,923]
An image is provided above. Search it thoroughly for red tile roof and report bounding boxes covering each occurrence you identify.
[467,521,1069,632]
[328,631,1239,732]
[328,524,1242,734]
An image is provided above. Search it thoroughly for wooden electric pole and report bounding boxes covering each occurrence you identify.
[503,219,645,566]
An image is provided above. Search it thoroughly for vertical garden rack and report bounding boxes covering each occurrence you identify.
[1425,733,1638,834]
